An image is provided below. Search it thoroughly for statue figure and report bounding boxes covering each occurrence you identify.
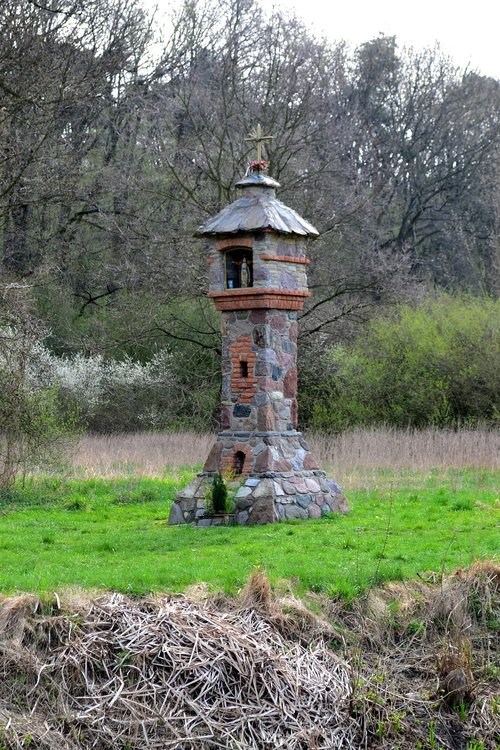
[240,257,250,288]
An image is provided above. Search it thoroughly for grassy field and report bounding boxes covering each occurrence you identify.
[0,465,497,597]
[2,431,499,749]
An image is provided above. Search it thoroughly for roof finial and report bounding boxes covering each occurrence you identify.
[245,123,272,164]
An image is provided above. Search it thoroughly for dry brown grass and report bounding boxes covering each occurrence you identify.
[308,426,499,470]
[70,431,215,478]
[67,427,499,479]
[0,589,355,749]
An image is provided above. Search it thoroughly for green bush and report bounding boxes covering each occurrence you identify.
[210,472,229,515]
[306,296,499,431]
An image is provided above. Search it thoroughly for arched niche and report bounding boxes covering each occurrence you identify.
[233,450,246,475]
[225,248,253,289]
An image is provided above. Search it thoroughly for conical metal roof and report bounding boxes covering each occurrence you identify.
[194,172,319,238]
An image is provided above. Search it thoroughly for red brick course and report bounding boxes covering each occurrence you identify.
[216,236,253,251]
[209,289,310,311]
[260,254,310,265]
[230,336,257,403]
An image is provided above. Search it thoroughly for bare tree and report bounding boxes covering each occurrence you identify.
[0,284,77,488]
[0,0,498,430]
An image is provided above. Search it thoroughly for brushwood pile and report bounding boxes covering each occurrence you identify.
[0,565,498,749]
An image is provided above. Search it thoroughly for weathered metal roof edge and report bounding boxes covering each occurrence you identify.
[194,196,319,238]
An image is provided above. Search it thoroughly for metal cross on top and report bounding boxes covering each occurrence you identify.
[245,123,272,162]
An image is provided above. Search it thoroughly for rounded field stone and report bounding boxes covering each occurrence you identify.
[237,494,253,509]
[252,481,275,499]
[252,443,266,456]
[168,502,185,525]
[305,478,321,493]
[270,314,286,331]
[255,361,272,376]
[291,479,309,494]
[249,310,267,323]
[252,393,269,407]
[237,510,249,524]
[308,504,321,519]
[326,478,342,494]
[279,443,297,459]
[254,447,273,472]
[296,494,312,508]
[303,453,320,470]
[327,492,349,513]
[257,348,277,362]
[236,486,252,498]
[233,404,252,418]
[248,496,278,524]
[271,365,283,381]
[284,505,308,520]
[274,459,292,472]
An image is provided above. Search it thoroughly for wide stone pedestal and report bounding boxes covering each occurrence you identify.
[168,430,348,526]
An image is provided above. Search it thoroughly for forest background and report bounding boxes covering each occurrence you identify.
[0,0,498,446]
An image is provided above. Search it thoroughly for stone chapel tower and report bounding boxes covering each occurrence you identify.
[169,128,348,525]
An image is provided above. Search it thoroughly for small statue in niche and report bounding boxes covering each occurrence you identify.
[240,257,250,288]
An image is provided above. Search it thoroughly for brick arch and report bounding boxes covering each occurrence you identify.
[221,442,253,476]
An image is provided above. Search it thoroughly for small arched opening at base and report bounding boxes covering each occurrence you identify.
[233,450,246,475]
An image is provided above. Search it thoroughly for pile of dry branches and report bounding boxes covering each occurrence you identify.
[0,586,356,749]
[0,564,498,749]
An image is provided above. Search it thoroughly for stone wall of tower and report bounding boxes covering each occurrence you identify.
[220,308,299,434]
[169,171,349,526]
[207,233,310,294]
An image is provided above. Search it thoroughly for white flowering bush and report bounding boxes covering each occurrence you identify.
[0,289,79,487]
[0,285,216,485]
[3,287,218,435]
[25,347,178,431]
[24,344,219,431]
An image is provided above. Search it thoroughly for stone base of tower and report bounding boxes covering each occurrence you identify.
[168,430,349,526]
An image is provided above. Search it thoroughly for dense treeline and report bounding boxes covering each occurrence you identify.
[301,296,499,431]
[0,0,499,434]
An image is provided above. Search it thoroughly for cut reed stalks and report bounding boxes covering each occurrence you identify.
[0,562,498,749]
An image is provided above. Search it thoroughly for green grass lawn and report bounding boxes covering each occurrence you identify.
[0,467,498,598]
